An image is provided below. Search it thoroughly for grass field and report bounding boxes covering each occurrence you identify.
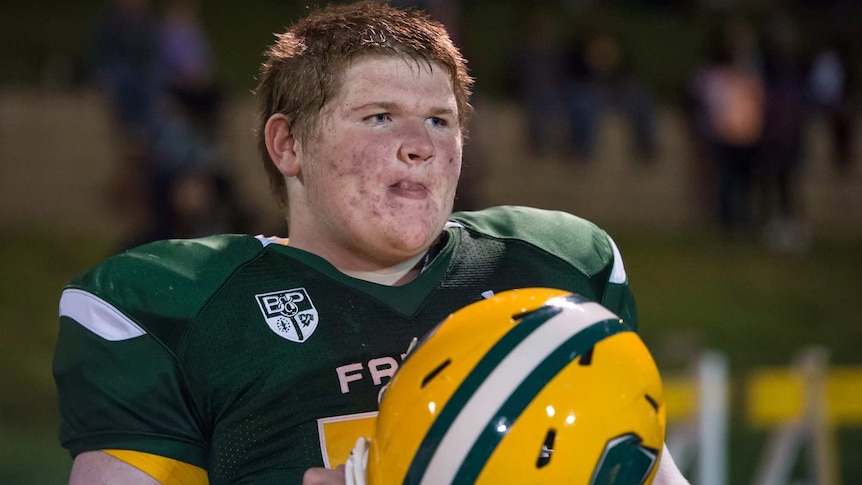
[1,225,860,483]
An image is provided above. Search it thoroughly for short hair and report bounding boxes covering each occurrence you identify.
[255,0,474,210]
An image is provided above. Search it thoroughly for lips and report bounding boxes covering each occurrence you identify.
[389,180,429,199]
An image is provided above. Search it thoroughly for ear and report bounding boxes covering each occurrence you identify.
[264,113,301,177]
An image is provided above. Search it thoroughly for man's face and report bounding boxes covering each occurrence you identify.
[289,55,463,269]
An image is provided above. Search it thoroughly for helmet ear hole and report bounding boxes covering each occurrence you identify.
[645,394,659,412]
[421,359,451,388]
[578,347,595,366]
[536,428,557,468]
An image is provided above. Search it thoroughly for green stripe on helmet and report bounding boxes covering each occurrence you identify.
[404,304,563,484]
[451,319,626,483]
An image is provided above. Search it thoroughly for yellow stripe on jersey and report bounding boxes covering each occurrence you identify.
[104,449,208,485]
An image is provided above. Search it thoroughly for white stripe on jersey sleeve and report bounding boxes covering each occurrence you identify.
[59,288,146,341]
[255,235,278,246]
[607,235,628,284]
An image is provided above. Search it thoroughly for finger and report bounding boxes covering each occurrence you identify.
[302,467,346,485]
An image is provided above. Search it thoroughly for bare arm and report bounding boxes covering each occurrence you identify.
[653,443,691,485]
[69,451,159,485]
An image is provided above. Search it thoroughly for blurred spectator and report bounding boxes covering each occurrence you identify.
[510,7,569,158]
[756,12,810,252]
[808,34,857,175]
[563,30,603,161]
[90,0,249,250]
[90,0,160,144]
[89,0,161,249]
[134,0,249,247]
[690,16,765,234]
[563,26,657,163]
[144,92,221,239]
[158,0,222,136]
[159,0,212,88]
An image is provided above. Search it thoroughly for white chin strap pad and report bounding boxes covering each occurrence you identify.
[345,437,370,485]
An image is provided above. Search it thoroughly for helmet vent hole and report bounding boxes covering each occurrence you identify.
[645,394,659,412]
[536,428,557,468]
[578,347,594,366]
[511,309,540,321]
[421,359,451,388]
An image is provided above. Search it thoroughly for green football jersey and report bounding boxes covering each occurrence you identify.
[53,205,637,484]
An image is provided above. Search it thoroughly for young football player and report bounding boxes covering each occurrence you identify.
[53,2,689,483]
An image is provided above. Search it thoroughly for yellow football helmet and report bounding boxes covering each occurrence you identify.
[365,288,666,485]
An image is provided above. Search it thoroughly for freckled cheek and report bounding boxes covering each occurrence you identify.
[350,142,391,168]
[346,173,385,216]
[324,142,378,195]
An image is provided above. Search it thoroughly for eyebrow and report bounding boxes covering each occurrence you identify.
[348,102,456,117]
[349,101,398,113]
[429,107,457,117]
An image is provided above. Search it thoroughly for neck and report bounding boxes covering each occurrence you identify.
[286,234,430,286]
[286,213,445,287]
[287,233,430,286]
[341,251,426,286]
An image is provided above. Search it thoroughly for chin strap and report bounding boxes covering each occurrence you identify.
[361,336,419,483]
[345,437,370,485]
[378,336,419,404]
[404,336,419,357]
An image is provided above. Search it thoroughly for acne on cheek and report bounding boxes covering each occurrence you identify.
[351,191,383,216]
[348,187,376,207]
[331,147,374,177]
[331,156,366,179]
[351,148,384,169]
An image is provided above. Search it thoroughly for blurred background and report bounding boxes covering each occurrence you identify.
[1,0,860,483]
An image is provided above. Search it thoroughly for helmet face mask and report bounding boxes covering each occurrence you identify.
[366,288,666,485]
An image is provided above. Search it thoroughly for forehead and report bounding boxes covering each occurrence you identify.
[333,55,456,108]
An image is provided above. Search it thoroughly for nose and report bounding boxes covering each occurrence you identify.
[398,119,435,164]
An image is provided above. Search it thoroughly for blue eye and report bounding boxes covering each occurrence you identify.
[367,113,390,124]
[428,117,448,127]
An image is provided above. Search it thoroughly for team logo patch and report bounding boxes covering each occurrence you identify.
[255,287,319,343]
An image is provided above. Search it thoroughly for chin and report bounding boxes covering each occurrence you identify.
[389,223,439,253]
